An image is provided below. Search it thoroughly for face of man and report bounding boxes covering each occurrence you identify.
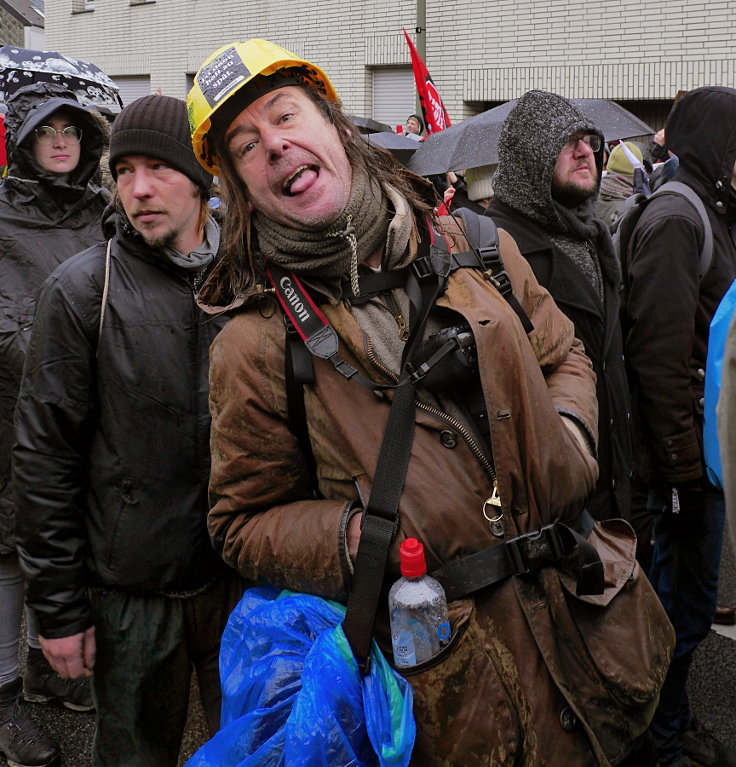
[114,155,203,253]
[551,132,599,207]
[224,86,352,231]
[32,112,82,181]
[405,116,421,135]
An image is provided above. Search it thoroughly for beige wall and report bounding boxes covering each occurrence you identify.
[45,0,736,124]
[0,8,25,46]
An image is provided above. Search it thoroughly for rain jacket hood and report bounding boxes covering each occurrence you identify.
[4,81,105,199]
[493,90,604,231]
[0,83,108,555]
[665,86,736,217]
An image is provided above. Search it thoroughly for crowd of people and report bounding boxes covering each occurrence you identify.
[0,35,735,767]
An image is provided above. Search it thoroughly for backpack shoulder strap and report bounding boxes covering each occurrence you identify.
[655,181,713,280]
[453,208,534,333]
[97,239,112,358]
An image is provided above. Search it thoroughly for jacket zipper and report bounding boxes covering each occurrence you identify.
[383,291,409,341]
[364,338,496,483]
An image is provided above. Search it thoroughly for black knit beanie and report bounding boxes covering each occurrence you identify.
[109,94,213,190]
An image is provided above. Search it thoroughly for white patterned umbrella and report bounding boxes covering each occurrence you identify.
[0,46,122,111]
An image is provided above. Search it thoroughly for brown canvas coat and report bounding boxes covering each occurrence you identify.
[205,220,673,766]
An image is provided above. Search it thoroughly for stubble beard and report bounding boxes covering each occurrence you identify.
[551,175,598,208]
[142,228,178,249]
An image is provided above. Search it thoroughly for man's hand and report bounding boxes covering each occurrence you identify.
[40,626,96,679]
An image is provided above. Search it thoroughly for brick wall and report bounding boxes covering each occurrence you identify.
[0,8,24,46]
[44,0,736,122]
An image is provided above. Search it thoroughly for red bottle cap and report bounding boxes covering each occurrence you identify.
[399,538,427,577]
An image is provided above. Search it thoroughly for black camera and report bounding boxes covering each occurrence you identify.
[414,324,478,393]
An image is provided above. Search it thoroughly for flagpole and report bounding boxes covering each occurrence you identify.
[416,0,426,118]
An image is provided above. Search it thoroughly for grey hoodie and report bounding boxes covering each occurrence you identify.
[493,89,604,234]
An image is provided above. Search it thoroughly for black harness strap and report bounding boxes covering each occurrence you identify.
[433,511,603,602]
[340,210,534,334]
[342,380,416,672]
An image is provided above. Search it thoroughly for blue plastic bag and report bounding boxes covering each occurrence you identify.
[185,587,415,767]
[704,278,736,487]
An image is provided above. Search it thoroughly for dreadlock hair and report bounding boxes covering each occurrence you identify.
[212,82,438,300]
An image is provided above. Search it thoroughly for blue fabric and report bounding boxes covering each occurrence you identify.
[185,587,415,767]
[647,490,725,766]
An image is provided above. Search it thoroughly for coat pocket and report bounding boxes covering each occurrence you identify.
[394,598,522,767]
[559,520,674,707]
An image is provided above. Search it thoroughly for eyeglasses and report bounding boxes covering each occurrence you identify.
[34,126,83,144]
[565,134,602,153]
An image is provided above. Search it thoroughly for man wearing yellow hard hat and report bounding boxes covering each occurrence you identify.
[189,40,670,767]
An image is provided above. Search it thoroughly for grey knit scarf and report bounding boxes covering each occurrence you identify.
[254,169,399,303]
[549,198,613,303]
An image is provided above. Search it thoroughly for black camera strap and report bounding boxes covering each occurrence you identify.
[343,249,446,673]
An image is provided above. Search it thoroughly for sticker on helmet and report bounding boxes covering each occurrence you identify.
[196,46,251,109]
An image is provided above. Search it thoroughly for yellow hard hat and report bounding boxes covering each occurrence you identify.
[187,39,338,176]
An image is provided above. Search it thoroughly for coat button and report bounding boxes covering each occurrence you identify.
[699,397,705,408]
[440,430,457,449]
[559,706,578,732]
[490,518,505,538]
[697,368,705,380]
[671,453,678,461]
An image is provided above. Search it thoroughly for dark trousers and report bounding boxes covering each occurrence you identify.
[647,490,725,767]
[89,573,243,767]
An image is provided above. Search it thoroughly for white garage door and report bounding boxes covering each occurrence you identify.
[113,76,152,106]
[372,67,416,131]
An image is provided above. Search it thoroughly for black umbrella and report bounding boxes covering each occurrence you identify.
[362,131,421,165]
[407,98,654,177]
[0,46,123,111]
[349,115,394,134]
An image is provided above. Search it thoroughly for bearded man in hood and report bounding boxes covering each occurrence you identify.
[486,90,632,527]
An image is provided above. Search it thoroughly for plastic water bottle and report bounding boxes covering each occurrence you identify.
[389,538,451,667]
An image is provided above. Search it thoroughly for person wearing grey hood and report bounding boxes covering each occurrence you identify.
[486,90,634,529]
[13,94,243,766]
[0,80,108,767]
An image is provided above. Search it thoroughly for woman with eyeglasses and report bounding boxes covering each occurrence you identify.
[0,81,108,767]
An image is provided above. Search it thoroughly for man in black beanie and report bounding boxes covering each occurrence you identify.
[13,94,243,767]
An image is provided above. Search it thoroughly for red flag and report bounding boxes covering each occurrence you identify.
[402,27,451,135]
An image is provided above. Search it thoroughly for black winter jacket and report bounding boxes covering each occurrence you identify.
[487,197,632,520]
[487,90,632,521]
[13,211,228,638]
[0,82,108,554]
[623,86,736,486]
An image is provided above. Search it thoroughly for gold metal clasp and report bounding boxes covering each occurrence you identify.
[483,485,504,538]
[482,485,502,519]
